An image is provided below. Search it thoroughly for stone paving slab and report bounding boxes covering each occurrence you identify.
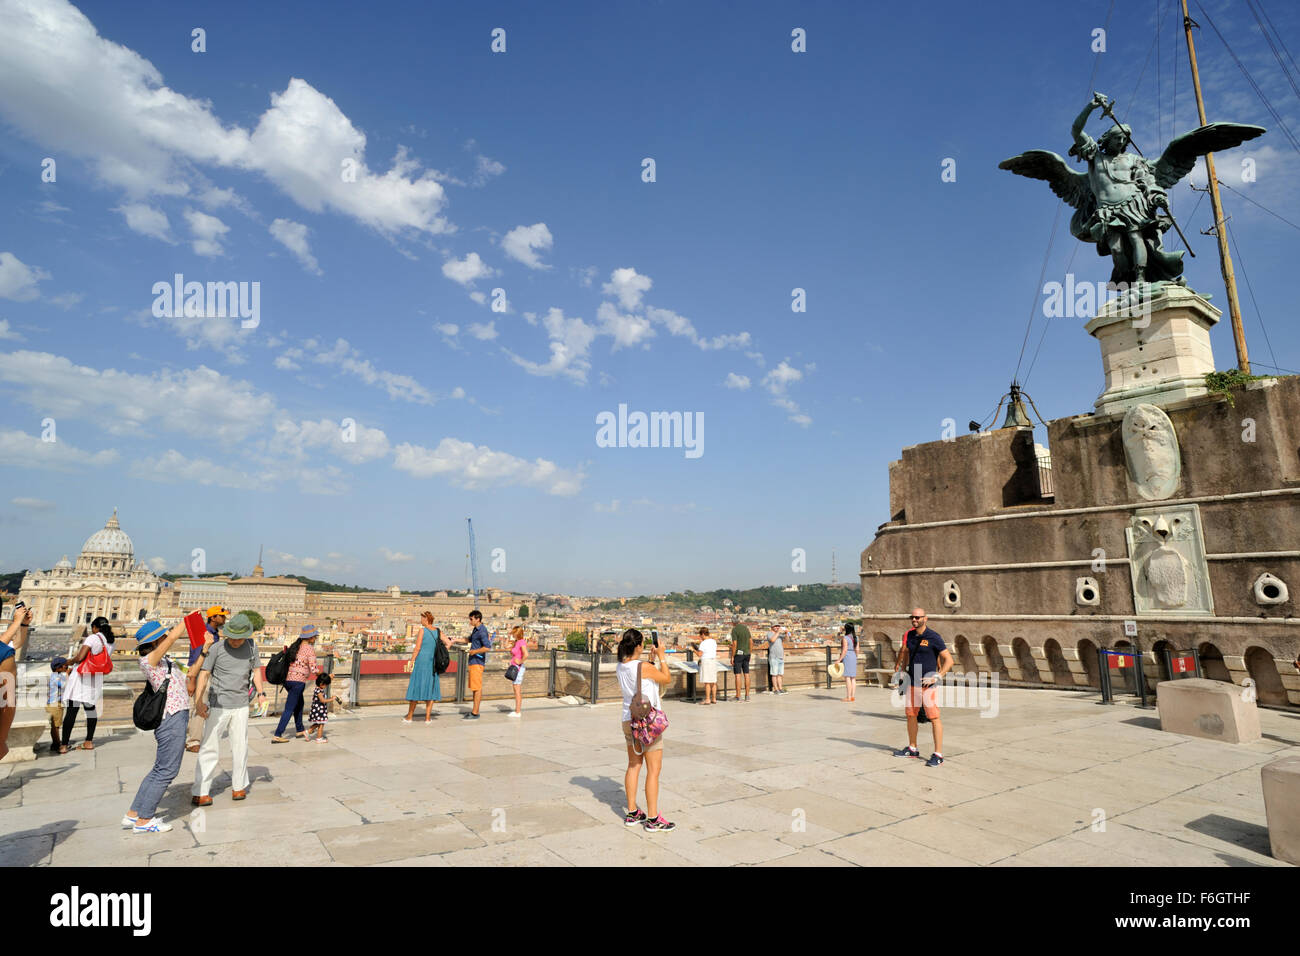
[1,687,1295,866]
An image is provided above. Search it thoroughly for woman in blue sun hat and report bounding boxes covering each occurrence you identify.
[122,619,189,833]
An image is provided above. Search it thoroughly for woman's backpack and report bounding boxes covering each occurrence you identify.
[629,662,669,754]
[133,660,172,731]
[433,636,450,675]
[265,638,303,686]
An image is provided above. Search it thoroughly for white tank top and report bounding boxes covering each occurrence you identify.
[617,660,662,723]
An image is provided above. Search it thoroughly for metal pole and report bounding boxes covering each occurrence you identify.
[350,650,361,706]
[1181,0,1250,372]
[1099,648,1112,703]
[548,647,556,698]
[589,650,599,706]
[456,648,467,703]
[1135,652,1149,708]
[1163,648,1175,683]
[1192,647,1204,679]
[826,646,833,690]
[686,649,696,703]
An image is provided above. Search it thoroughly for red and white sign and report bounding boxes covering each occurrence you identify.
[1172,654,1196,674]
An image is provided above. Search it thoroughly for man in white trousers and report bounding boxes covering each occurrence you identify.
[191,612,267,806]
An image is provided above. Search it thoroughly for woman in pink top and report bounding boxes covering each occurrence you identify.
[508,626,528,718]
[272,625,321,742]
[123,619,190,833]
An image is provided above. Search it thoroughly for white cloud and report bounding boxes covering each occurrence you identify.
[130,449,262,489]
[380,547,414,563]
[48,292,84,310]
[467,321,497,341]
[184,208,229,256]
[473,154,505,186]
[393,437,584,495]
[762,359,811,426]
[0,6,451,235]
[269,218,322,275]
[147,556,168,572]
[594,499,620,513]
[442,252,495,286]
[724,373,751,390]
[11,496,55,510]
[503,307,597,384]
[306,338,435,404]
[0,350,276,441]
[270,417,391,465]
[645,306,751,351]
[501,222,553,269]
[0,252,50,301]
[602,267,652,311]
[597,301,655,350]
[0,428,117,471]
[114,204,173,242]
[0,320,23,341]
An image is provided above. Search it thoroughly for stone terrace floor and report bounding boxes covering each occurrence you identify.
[2,685,1297,866]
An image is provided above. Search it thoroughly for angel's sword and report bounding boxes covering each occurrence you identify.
[1098,100,1144,157]
[1098,102,1197,257]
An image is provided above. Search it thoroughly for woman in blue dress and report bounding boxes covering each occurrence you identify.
[836,622,859,703]
[403,612,450,724]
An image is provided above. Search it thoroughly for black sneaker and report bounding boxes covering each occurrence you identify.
[463,713,480,720]
[893,745,920,758]
[643,815,676,832]
[624,808,647,827]
[925,752,944,767]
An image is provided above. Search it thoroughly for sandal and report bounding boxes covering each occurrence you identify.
[186,743,200,753]
[81,741,94,751]
[58,746,69,755]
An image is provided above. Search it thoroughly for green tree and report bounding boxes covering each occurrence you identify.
[565,631,588,651]
[239,610,266,632]
[518,604,529,619]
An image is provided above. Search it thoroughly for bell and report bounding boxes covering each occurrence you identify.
[1000,384,1033,429]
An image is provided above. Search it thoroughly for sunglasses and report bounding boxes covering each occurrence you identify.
[910,615,926,620]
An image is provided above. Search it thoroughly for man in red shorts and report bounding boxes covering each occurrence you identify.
[892,608,952,767]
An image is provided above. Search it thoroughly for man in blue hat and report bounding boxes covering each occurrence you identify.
[191,612,267,805]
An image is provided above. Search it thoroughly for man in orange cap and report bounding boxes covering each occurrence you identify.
[185,606,229,752]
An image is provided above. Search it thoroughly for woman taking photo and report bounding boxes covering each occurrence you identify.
[122,619,189,833]
[403,612,450,724]
[0,603,33,761]
[61,616,114,753]
[836,622,859,703]
[616,628,674,832]
[507,626,528,718]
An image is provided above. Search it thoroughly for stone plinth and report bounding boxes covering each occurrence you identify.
[1261,756,1300,865]
[1156,678,1260,744]
[0,720,47,763]
[1086,284,1221,417]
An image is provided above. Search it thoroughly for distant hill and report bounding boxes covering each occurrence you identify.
[596,583,860,614]
[0,570,28,596]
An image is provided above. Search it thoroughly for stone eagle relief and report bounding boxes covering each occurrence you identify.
[1121,403,1181,500]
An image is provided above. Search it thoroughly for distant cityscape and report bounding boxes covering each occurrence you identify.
[3,511,864,662]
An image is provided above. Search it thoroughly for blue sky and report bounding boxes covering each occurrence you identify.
[1,0,1297,595]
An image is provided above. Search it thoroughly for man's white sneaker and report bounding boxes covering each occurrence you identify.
[133,817,173,833]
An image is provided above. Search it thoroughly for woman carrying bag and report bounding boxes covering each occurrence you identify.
[122,619,189,833]
[616,628,675,832]
[61,617,115,753]
[403,612,450,724]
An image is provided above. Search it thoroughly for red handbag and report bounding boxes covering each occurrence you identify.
[78,640,114,676]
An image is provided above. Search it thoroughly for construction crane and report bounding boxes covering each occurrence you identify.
[466,517,481,610]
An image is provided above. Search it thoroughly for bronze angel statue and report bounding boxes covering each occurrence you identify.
[1000,92,1264,287]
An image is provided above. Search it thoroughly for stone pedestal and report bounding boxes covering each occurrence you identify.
[1261,756,1300,865]
[1156,678,1260,743]
[0,720,47,763]
[1086,284,1221,417]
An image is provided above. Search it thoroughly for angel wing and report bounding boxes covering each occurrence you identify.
[998,149,1094,209]
[1152,123,1266,188]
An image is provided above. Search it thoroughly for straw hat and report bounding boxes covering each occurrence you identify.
[827,661,844,679]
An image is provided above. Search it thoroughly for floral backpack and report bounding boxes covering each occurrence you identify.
[629,661,669,754]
